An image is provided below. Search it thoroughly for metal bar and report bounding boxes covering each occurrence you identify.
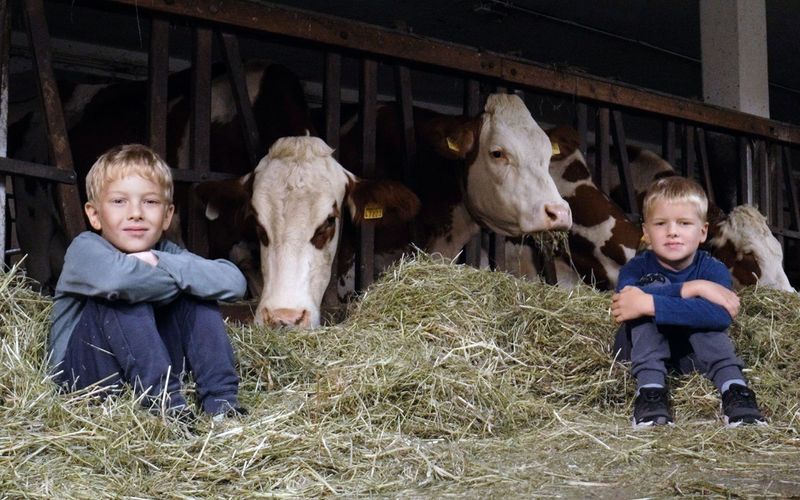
[610,110,637,217]
[662,120,676,166]
[107,0,800,145]
[0,157,76,183]
[463,78,482,267]
[357,57,377,290]
[576,102,588,158]
[774,145,785,246]
[219,31,264,168]
[756,140,770,223]
[187,26,212,256]
[596,107,610,193]
[394,63,418,245]
[169,168,235,183]
[739,137,753,205]
[694,127,715,204]
[1,0,9,262]
[682,124,694,179]
[25,0,85,238]
[147,16,170,157]
[782,147,800,231]
[770,226,800,240]
[323,52,341,157]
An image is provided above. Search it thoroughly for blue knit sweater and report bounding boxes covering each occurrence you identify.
[616,250,733,331]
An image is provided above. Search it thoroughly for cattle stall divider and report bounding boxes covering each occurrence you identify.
[4,0,800,292]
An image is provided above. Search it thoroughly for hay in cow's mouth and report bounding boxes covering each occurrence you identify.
[1,256,799,497]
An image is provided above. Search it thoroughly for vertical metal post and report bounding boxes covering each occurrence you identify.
[694,127,715,204]
[147,17,170,158]
[738,137,753,206]
[595,107,610,193]
[356,58,377,290]
[187,26,212,256]
[756,139,770,221]
[0,0,9,266]
[575,102,588,158]
[682,124,695,179]
[610,110,637,217]
[463,79,482,267]
[394,64,418,245]
[782,147,800,232]
[662,120,676,167]
[323,52,341,158]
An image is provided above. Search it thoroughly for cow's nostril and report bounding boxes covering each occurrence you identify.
[270,308,310,327]
[543,203,572,229]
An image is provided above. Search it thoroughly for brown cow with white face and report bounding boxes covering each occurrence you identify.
[507,126,795,293]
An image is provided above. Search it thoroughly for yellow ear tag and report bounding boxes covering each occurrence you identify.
[446,136,460,153]
[551,142,561,156]
[364,204,384,220]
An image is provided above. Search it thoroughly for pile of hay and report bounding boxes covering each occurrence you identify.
[1,255,799,497]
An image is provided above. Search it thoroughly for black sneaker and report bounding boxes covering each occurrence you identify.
[633,387,674,428]
[721,384,767,428]
[211,404,249,423]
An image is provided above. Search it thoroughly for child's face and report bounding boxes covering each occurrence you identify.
[84,175,174,254]
[643,200,708,272]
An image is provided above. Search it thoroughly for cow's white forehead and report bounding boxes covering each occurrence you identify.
[252,136,350,225]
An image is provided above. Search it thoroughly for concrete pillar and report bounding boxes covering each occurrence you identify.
[700,0,769,118]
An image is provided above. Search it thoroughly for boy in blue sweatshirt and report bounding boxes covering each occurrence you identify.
[50,144,248,422]
[611,176,765,428]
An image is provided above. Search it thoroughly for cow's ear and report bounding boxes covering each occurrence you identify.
[546,126,580,160]
[194,173,253,221]
[345,178,421,227]
[425,116,479,160]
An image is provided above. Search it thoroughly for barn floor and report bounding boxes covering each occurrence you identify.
[1,255,799,497]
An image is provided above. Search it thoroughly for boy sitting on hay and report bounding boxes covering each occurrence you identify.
[49,144,248,424]
[611,176,766,428]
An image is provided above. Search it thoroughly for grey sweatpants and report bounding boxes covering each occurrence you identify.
[613,319,745,392]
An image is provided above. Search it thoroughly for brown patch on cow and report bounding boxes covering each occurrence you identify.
[562,158,592,183]
[602,218,642,266]
[566,185,626,227]
[546,126,580,160]
[569,232,611,289]
[310,204,340,250]
[709,239,761,287]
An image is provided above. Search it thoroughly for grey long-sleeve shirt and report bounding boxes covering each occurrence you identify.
[49,231,247,370]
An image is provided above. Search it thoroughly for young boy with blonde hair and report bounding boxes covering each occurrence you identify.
[612,176,766,428]
[50,144,247,422]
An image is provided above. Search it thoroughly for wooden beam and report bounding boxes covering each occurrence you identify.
[25,0,85,237]
[463,78,482,268]
[0,157,76,183]
[106,0,800,145]
[356,57,377,290]
[219,31,264,168]
[1,0,9,262]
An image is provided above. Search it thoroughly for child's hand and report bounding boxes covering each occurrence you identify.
[130,251,159,266]
[681,279,740,318]
[611,286,655,323]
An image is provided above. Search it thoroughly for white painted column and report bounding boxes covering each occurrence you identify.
[699,0,769,118]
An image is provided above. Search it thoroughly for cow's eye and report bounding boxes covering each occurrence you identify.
[311,215,338,249]
[490,149,505,160]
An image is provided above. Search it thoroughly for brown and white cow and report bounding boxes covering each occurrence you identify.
[198,93,573,326]
[508,126,795,293]
[9,61,313,292]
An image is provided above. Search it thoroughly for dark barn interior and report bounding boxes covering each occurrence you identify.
[2,0,800,291]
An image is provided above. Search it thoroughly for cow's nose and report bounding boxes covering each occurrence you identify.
[543,203,572,230]
[267,308,311,328]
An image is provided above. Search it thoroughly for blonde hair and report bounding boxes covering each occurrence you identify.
[85,144,173,203]
[642,176,708,222]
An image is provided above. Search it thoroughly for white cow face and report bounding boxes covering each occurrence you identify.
[250,136,352,328]
[249,135,421,328]
[465,94,572,235]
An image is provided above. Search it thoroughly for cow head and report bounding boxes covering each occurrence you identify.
[708,205,795,292]
[429,93,572,236]
[200,135,420,328]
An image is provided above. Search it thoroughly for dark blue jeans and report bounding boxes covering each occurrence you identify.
[613,319,745,392]
[57,295,240,414]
